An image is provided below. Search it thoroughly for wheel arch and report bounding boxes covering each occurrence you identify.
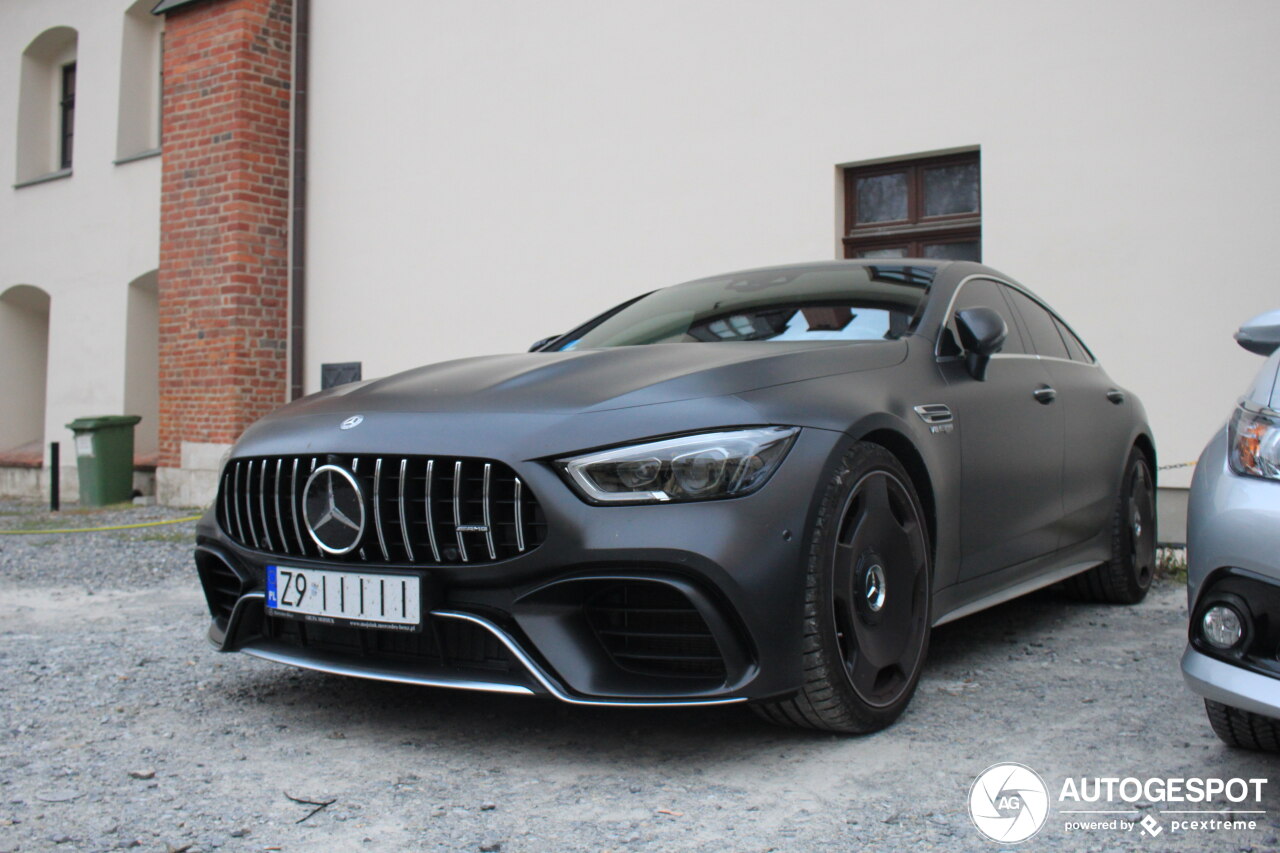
[1133,431,1157,486]
[857,427,937,562]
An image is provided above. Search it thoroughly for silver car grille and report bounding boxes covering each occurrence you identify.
[215,454,546,565]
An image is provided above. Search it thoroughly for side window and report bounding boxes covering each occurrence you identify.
[942,279,1026,355]
[1003,288,1069,360]
[1053,317,1094,364]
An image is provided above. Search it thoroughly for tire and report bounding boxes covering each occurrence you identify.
[753,442,932,734]
[1205,700,1280,752]
[1064,447,1156,604]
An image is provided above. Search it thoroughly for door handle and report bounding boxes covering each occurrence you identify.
[1106,389,1126,405]
[1033,386,1057,404]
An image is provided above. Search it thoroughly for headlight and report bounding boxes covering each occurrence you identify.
[559,427,799,504]
[1228,402,1280,480]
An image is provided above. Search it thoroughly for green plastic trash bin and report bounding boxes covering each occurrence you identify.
[66,415,142,507]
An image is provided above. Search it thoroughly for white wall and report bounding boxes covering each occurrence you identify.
[309,0,1275,489]
[0,285,50,450]
[124,270,159,456]
[0,0,161,479]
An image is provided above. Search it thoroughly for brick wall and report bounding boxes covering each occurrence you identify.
[157,0,293,471]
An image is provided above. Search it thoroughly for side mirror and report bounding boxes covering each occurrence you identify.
[1236,310,1280,356]
[529,335,561,352]
[955,307,1007,381]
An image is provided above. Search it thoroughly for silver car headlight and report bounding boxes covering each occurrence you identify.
[1228,402,1280,480]
[559,427,799,504]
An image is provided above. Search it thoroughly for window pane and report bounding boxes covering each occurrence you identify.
[1003,289,1069,359]
[923,241,980,262]
[858,247,908,259]
[562,265,934,348]
[923,163,979,217]
[1053,317,1093,363]
[855,172,908,223]
[948,279,1026,354]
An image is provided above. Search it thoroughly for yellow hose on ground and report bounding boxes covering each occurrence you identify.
[0,515,201,535]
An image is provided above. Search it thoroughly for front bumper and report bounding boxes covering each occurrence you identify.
[1182,646,1280,719]
[194,425,846,706]
[1182,429,1280,719]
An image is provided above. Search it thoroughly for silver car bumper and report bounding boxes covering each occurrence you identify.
[1182,646,1280,718]
[1182,429,1280,718]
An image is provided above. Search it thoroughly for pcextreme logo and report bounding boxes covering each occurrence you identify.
[968,764,1270,844]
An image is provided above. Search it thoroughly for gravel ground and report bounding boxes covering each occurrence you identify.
[1,498,1277,852]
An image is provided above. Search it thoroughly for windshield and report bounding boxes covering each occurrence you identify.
[556,264,935,350]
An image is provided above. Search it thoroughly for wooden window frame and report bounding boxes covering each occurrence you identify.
[842,151,980,260]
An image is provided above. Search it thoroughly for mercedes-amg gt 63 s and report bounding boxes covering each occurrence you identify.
[195,260,1156,733]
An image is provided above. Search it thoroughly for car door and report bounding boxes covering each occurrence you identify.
[1003,287,1131,550]
[937,278,1065,580]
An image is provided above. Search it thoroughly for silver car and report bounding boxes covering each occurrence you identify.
[1182,309,1280,750]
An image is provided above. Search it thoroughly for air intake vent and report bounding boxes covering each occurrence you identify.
[215,455,546,565]
[195,550,245,627]
[585,582,726,680]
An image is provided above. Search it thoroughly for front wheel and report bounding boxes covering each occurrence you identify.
[1205,700,1280,752]
[754,443,931,734]
[1065,447,1156,604]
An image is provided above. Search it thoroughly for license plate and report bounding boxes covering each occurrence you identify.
[266,565,422,632]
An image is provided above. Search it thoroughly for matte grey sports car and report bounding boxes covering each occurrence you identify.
[195,260,1156,733]
[1182,309,1280,750]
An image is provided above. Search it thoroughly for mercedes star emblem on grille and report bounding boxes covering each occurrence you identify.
[340,415,364,430]
[302,464,366,554]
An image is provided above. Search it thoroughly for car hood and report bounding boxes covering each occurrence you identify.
[232,341,905,459]
[282,341,906,417]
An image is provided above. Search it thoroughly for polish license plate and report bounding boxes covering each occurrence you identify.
[266,565,422,632]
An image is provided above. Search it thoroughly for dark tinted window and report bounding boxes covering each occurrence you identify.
[1003,288,1069,360]
[1053,317,1094,363]
[558,265,935,349]
[944,278,1026,355]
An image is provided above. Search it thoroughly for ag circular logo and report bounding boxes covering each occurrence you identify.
[968,762,1049,844]
[340,414,364,430]
[302,464,366,554]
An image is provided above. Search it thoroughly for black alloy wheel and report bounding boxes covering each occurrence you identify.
[1065,447,1157,604]
[754,442,932,733]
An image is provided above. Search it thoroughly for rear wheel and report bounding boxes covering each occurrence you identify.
[754,443,931,733]
[1205,700,1280,752]
[1065,447,1156,604]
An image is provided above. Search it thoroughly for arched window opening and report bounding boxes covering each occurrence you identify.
[117,1,163,160]
[124,271,160,462]
[16,26,79,183]
[0,286,52,462]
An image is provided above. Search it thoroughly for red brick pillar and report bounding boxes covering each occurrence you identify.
[156,0,292,504]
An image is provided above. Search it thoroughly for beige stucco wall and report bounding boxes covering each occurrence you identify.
[0,0,161,493]
[305,0,1279,492]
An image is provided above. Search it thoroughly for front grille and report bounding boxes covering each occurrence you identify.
[216,454,546,565]
[264,614,518,675]
[585,582,726,680]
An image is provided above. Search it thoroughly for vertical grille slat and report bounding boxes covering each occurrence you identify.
[481,463,497,561]
[513,478,525,553]
[373,457,390,561]
[272,459,289,555]
[232,462,245,544]
[243,460,261,549]
[258,459,274,552]
[216,453,544,565]
[398,458,415,562]
[425,459,442,562]
[453,460,469,563]
[290,458,306,556]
